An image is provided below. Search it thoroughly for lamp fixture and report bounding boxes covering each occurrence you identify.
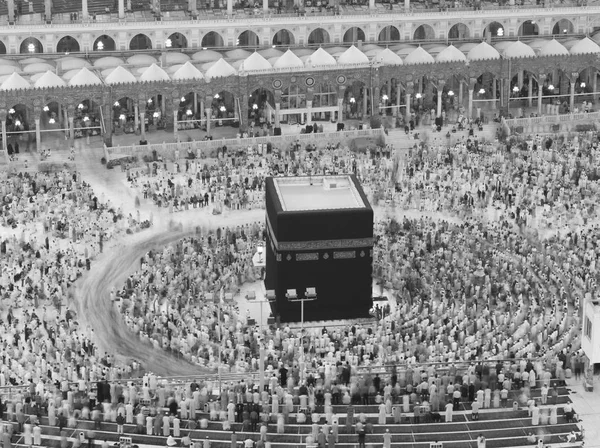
[479,88,486,94]
[349,97,356,103]
[97,41,104,50]
[415,93,422,99]
[49,118,55,124]
[153,111,159,118]
[43,106,49,112]
[448,90,454,96]
[119,114,126,120]
[252,103,258,110]
[382,94,389,101]
[548,84,554,91]
[114,101,120,107]
[8,108,15,114]
[186,109,193,116]
[512,86,519,93]
[165,39,172,48]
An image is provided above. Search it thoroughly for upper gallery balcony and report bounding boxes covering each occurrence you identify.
[0,0,596,27]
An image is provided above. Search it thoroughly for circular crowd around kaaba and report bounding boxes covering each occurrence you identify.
[0,129,596,446]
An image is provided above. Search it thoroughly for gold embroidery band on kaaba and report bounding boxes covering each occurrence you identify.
[266,216,374,252]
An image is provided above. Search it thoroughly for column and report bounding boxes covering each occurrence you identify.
[1,115,7,152]
[82,0,88,19]
[160,95,166,116]
[188,0,197,12]
[436,81,445,118]
[205,107,212,136]
[528,77,533,108]
[517,70,523,90]
[7,0,14,22]
[369,0,375,9]
[405,0,410,10]
[227,0,233,15]
[200,98,205,127]
[263,0,268,12]
[405,82,413,124]
[35,118,41,152]
[275,103,281,128]
[570,81,576,113]
[193,93,198,114]
[458,81,463,106]
[468,90,474,119]
[362,87,368,117]
[69,115,75,147]
[306,101,312,125]
[44,0,51,20]
[118,0,125,18]
[492,78,497,110]
[134,104,139,132]
[593,70,598,103]
[140,112,146,142]
[337,87,346,123]
[394,86,400,117]
[500,79,505,108]
[173,110,178,140]
[102,104,113,147]
[537,74,546,116]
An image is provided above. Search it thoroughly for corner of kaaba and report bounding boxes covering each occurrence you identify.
[264,174,374,323]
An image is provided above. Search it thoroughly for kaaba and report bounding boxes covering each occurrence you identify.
[264,175,374,322]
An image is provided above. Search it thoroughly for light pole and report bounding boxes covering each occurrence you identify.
[287,287,317,383]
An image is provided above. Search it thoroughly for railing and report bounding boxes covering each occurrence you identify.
[104,127,385,162]
[503,111,600,128]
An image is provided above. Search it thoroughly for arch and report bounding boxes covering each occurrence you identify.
[518,20,539,37]
[313,83,336,107]
[211,90,236,121]
[448,23,470,41]
[281,85,307,123]
[343,27,365,44]
[0,41,5,55]
[201,31,224,48]
[483,21,505,38]
[273,29,295,46]
[413,24,435,41]
[20,37,43,54]
[56,35,80,53]
[238,30,260,48]
[248,88,275,125]
[113,97,138,134]
[6,104,30,134]
[40,101,64,132]
[343,80,370,119]
[94,35,116,51]
[129,33,152,51]
[177,92,201,129]
[308,28,330,45]
[166,32,188,49]
[552,18,574,35]
[73,99,102,138]
[378,26,400,43]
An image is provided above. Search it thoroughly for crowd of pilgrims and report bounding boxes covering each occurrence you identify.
[0,130,596,441]
[125,144,394,214]
[0,170,150,387]
[109,129,600,377]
